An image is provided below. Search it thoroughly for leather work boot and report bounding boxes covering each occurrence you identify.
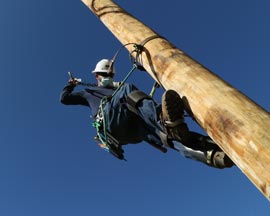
[161,90,189,143]
[207,149,234,169]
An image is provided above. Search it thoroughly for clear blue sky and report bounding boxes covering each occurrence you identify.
[1,0,269,215]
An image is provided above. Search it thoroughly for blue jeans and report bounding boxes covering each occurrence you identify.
[103,83,164,146]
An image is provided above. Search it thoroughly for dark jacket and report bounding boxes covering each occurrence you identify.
[60,84,115,117]
[60,83,148,144]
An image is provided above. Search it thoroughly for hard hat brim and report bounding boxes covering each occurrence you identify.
[92,70,115,74]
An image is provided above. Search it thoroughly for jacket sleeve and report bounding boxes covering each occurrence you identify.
[60,84,89,106]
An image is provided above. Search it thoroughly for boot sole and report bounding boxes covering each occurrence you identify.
[162,90,189,142]
[162,90,184,123]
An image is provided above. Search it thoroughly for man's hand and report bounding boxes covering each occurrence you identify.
[68,71,81,86]
[68,78,80,86]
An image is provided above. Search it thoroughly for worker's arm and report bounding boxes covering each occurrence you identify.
[60,84,88,106]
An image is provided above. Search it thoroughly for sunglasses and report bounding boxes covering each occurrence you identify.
[95,73,111,77]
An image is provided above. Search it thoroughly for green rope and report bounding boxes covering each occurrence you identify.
[100,97,108,144]
[111,64,138,98]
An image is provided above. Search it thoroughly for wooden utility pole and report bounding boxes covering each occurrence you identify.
[81,0,270,199]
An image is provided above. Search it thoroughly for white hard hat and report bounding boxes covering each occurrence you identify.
[92,59,115,74]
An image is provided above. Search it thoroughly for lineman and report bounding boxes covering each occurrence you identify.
[60,59,234,168]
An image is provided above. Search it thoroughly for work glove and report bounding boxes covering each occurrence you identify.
[68,78,81,86]
[68,71,82,86]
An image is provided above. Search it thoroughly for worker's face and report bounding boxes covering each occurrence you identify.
[95,74,102,86]
[95,73,114,87]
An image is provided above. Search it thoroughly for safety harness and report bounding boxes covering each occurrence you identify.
[92,60,163,159]
[91,43,162,160]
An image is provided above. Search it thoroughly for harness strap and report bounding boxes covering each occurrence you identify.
[127,90,152,107]
[126,90,153,116]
